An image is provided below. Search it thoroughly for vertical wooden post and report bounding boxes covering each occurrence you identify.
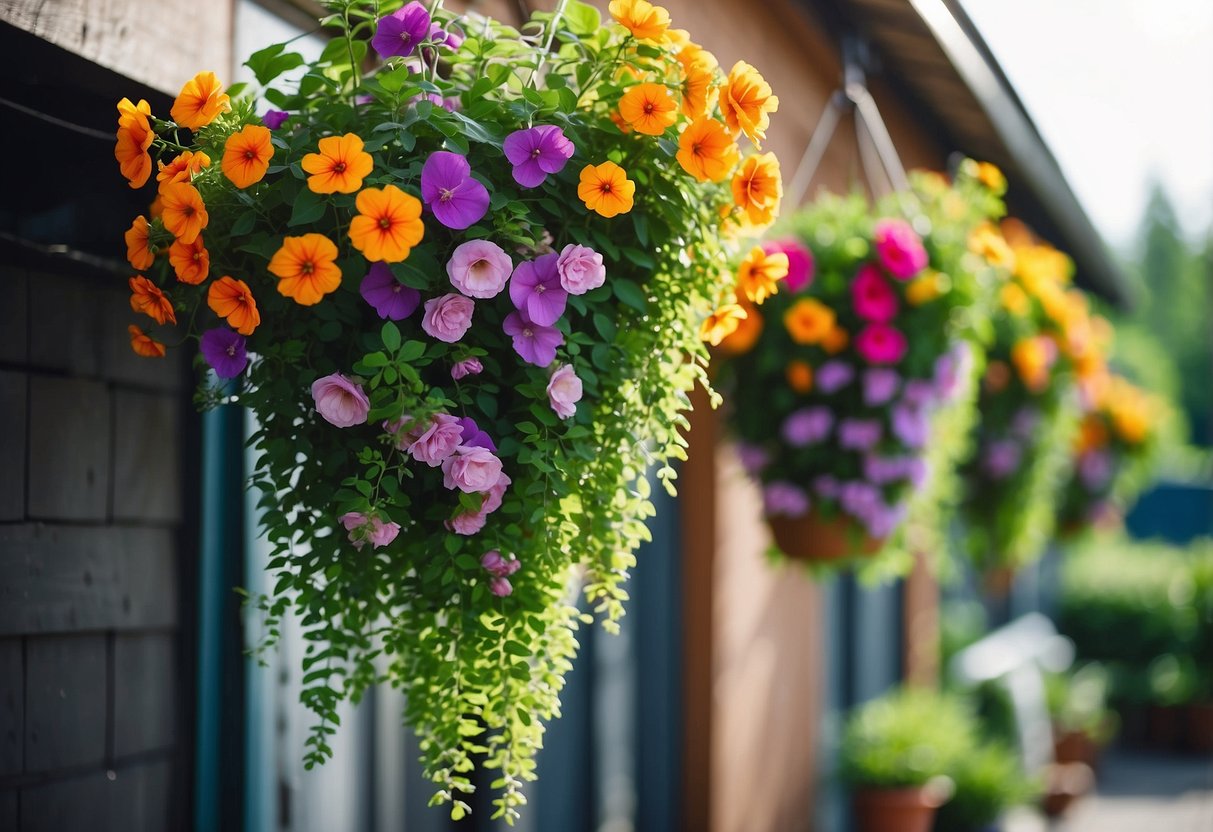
[902,551,940,688]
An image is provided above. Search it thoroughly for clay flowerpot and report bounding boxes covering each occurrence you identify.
[1053,727,1099,769]
[1042,762,1094,818]
[768,509,884,562]
[852,785,946,832]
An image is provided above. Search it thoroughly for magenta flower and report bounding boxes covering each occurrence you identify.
[311,373,370,428]
[489,576,513,597]
[763,482,810,517]
[262,110,290,130]
[503,125,575,188]
[422,293,475,343]
[873,218,928,280]
[851,264,899,323]
[456,416,496,451]
[763,239,815,292]
[200,327,248,379]
[503,311,564,367]
[509,253,567,326]
[420,151,489,230]
[447,239,513,299]
[854,323,908,365]
[361,262,421,320]
[982,439,1022,480]
[451,358,483,380]
[372,1,431,59]
[481,549,522,578]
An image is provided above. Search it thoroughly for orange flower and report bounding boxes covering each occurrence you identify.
[609,110,633,134]
[731,153,782,228]
[1011,336,1053,393]
[717,297,763,355]
[169,236,210,285]
[207,276,260,335]
[608,0,670,41]
[269,234,343,306]
[157,150,211,185]
[984,360,1011,393]
[302,133,375,194]
[784,298,835,345]
[1075,415,1109,454]
[128,324,166,358]
[785,360,813,393]
[719,61,779,145]
[677,117,739,183]
[124,215,155,270]
[677,46,717,120]
[822,324,849,354]
[159,182,209,244]
[149,194,164,219]
[618,83,678,136]
[735,246,787,304]
[222,124,274,189]
[578,162,636,218]
[129,276,176,325]
[171,71,231,130]
[700,303,746,346]
[999,282,1030,316]
[969,222,1015,271]
[348,185,425,262]
[115,98,155,188]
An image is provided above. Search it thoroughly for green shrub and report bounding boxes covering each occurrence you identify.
[932,743,1039,832]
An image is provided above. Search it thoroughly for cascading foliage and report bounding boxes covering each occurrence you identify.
[112,0,783,820]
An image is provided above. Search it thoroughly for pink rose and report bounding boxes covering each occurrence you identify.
[851,264,899,323]
[481,471,511,515]
[446,239,513,298]
[311,373,370,428]
[556,244,606,295]
[447,509,488,535]
[441,446,504,493]
[855,323,909,365]
[546,364,583,419]
[383,416,422,450]
[873,218,928,280]
[451,358,483,380]
[489,576,513,597]
[422,293,475,343]
[480,549,522,578]
[408,413,464,467]
[339,512,400,550]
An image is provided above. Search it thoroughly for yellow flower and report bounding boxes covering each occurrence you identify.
[578,162,636,218]
[735,246,787,305]
[1014,243,1073,288]
[608,0,671,41]
[1010,336,1053,393]
[976,162,1006,194]
[731,153,782,229]
[618,83,679,136]
[719,61,778,145]
[969,222,1015,271]
[676,45,718,120]
[171,71,231,130]
[717,297,763,355]
[906,271,946,306]
[784,298,834,345]
[999,282,1030,316]
[700,303,747,346]
[676,117,739,183]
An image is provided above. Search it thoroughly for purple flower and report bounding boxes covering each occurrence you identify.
[891,402,931,449]
[839,481,881,518]
[457,416,496,451]
[905,457,929,488]
[421,293,475,343]
[420,151,489,230]
[372,1,431,59]
[838,418,882,451]
[361,262,421,320]
[862,500,907,538]
[816,361,855,394]
[934,342,973,401]
[262,110,290,130]
[814,475,841,499]
[503,311,563,367]
[509,253,568,326]
[863,455,907,485]
[902,379,937,407]
[781,406,833,447]
[1079,451,1113,490]
[735,443,770,475]
[503,125,575,188]
[863,368,901,407]
[982,439,1022,480]
[489,576,513,597]
[416,92,459,112]
[430,22,465,50]
[200,327,248,378]
[1011,407,1041,440]
[451,358,483,380]
[763,481,810,517]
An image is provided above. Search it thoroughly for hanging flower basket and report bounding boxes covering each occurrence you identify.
[711,161,1003,573]
[113,0,783,820]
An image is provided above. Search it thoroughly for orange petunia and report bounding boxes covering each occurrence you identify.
[785,360,813,393]
[999,282,1030,317]
[1010,336,1054,393]
[268,234,343,306]
[149,194,164,219]
[677,117,739,183]
[302,133,375,194]
[157,150,212,186]
[159,182,209,244]
[115,98,155,188]
[348,185,425,263]
[717,296,763,355]
[128,324,166,358]
[207,276,260,335]
[822,324,849,355]
[1075,415,1109,454]
[609,110,633,134]
[124,215,155,270]
[578,162,636,218]
[735,246,788,305]
[171,71,231,130]
[129,275,176,325]
[222,124,274,189]
[618,83,679,136]
[608,0,670,41]
[169,236,210,285]
[731,153,782,228]
[700,303,746,346]
[677,45,718,120]
[719,61,779,146]
[784,298,835,345]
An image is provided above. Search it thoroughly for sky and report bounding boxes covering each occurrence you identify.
[962,0,1213,248]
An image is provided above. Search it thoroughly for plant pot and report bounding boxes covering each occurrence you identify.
[1053,727,1099,768]
[852,785,945,832]
[1185,702,1213,753]
[767,510,884,562]
[1042,761,1094,817]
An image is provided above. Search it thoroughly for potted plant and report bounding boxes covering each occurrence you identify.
[931,742,1040,832]
[1045,663,1117,770]
[712,162,1003,570]
[113,0,784,820]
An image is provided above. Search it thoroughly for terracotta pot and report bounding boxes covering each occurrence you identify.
[1053,727,1099,768]
[1185,702,1213,753]
[767,510,884,562]
[852,785,944,832]
[1042,762,1094,818]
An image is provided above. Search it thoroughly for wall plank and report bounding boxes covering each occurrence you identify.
[0,524,177,636]
[0,371,27,521]
[0,265,27,364]
[0,638,23,777]
[24,634,107,772]
[112,633,176,757]
[112,390,183,523]
[26,376,110,522]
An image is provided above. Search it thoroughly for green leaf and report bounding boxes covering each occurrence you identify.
[381,322,402,352]
[245,44,305,86]
[289,188,327,227]
[398,341,425,362]
[612,279,648,312]
[362,352,389,368]
[563,0,601,35]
